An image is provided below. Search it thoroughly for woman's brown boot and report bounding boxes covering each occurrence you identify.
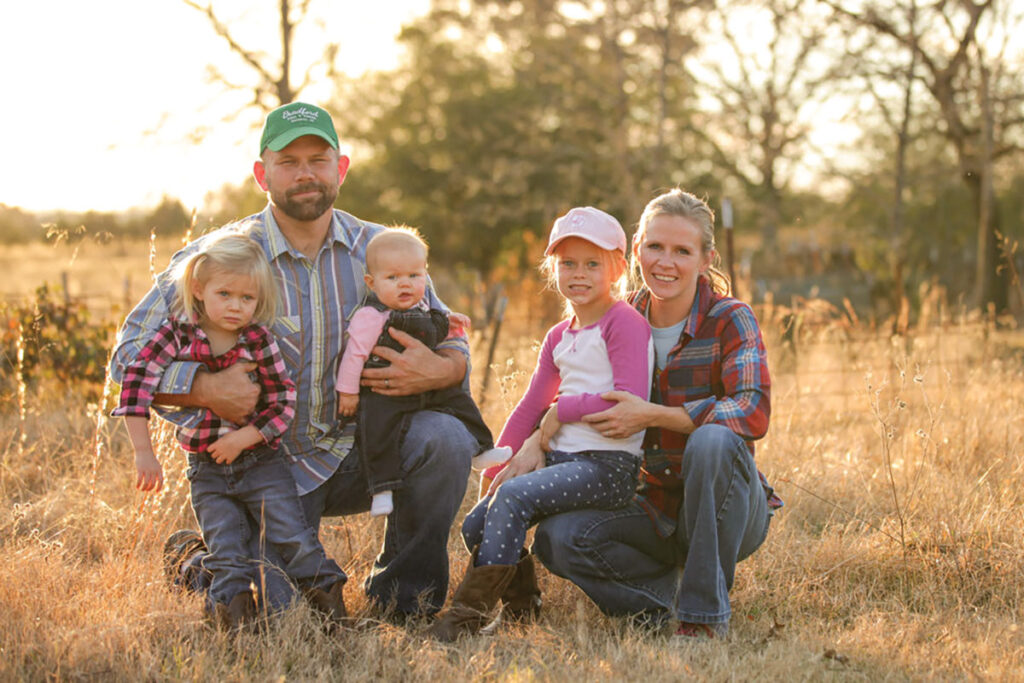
[426,553,516,643]
[500,548,542,620]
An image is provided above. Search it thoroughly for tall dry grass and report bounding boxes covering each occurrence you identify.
[2,255,1024,679]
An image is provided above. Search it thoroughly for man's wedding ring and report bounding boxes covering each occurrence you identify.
[385,378,390,388]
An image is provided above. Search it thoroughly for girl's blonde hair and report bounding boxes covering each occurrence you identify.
[541,242,629,317]
[173,231,279,325]
[631,188,731,295]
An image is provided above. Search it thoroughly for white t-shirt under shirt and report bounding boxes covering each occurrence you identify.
[650,317,687,371]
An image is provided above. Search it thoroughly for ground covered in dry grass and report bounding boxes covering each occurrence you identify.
[2,304,1023,681]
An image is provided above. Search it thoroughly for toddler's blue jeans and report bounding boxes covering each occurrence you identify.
[187,446,344,609]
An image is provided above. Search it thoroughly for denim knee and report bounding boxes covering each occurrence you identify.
[401,412,473,490]
[682,424,746,476]
[533,517,561,573]
[533,514,585,576]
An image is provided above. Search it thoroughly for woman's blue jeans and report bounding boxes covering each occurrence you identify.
[533,424,770,627]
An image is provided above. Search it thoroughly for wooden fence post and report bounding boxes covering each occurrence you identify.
[478,294,508,409]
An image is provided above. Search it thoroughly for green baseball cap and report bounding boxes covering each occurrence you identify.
[259,102,339,154]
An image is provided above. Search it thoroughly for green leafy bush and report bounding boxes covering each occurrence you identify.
[1,285,117,403]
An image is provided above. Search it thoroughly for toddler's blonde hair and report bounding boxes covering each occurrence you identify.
[173,231,278,325]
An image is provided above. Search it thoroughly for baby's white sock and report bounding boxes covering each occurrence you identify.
[370,490,394,517]
[471,446,513,471]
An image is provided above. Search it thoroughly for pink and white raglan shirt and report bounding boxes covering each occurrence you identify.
[497,300,654,456]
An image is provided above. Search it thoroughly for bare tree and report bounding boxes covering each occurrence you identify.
[691,0,842,255]
[839,0,922,308]
[183,0,338,113]
[822,0,1024,311]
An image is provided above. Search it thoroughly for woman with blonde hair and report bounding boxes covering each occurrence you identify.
[530,189,781,639]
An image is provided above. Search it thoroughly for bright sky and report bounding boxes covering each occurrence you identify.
[1,0,429,213]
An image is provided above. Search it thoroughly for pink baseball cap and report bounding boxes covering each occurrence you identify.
[544,206,627,256]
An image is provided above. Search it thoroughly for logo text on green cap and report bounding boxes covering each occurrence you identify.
[260,102,339,155]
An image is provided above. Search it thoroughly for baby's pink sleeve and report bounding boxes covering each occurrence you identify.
[336,307,389,394]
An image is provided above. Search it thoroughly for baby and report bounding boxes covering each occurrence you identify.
[336,227,509,516]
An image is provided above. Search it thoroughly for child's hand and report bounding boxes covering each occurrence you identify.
[486,433,545,497]
[337,392,359,416]
[207,431,249,465]
[539,404,561,451]
[135,450,164,492]
[449,312,473,333]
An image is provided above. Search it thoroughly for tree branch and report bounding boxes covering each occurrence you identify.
[182,1,276,86]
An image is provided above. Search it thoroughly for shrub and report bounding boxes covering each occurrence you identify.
[0,285,117,404]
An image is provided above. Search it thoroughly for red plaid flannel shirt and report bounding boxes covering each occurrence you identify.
[113,318,296,454]
[631,278,782,538]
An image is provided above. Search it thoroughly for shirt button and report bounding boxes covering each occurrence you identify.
[664,468,671,475]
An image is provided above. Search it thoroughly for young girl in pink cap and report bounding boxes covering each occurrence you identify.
[427,206,654,642]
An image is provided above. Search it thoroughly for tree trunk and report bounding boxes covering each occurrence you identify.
[970,60,1006,312]
[277,0,294,104]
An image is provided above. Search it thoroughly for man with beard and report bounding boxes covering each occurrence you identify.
[109,102,476,621]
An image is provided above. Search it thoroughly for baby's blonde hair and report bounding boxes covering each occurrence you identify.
[173,231,278,325]
[365,226,429,273]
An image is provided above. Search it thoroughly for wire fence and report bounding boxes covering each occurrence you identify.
[5,275,1020,422]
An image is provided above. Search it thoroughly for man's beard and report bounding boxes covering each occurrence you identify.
[270,181,338,221]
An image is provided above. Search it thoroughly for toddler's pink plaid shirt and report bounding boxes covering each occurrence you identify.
[113,318,296,454]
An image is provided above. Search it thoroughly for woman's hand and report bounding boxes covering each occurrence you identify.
[583,390,657,439]
[486,432,545,497]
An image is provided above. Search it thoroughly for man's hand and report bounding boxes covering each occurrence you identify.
[360,328,465,396]
[190,362,260,424]
[337,392,359,416]
[486,431,545,497]
[134,450,164,492]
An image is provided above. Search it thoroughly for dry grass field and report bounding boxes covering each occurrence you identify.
[2,238,1023,681]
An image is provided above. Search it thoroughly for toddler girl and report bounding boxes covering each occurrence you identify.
[427,207,654,641]
[113,232,347,630]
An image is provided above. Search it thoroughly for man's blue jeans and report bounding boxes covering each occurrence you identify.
[533,424,770,628]
[183,411,474,614]
[187,446,344,609]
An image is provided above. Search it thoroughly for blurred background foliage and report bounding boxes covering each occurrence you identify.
[2,0,1022,319]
